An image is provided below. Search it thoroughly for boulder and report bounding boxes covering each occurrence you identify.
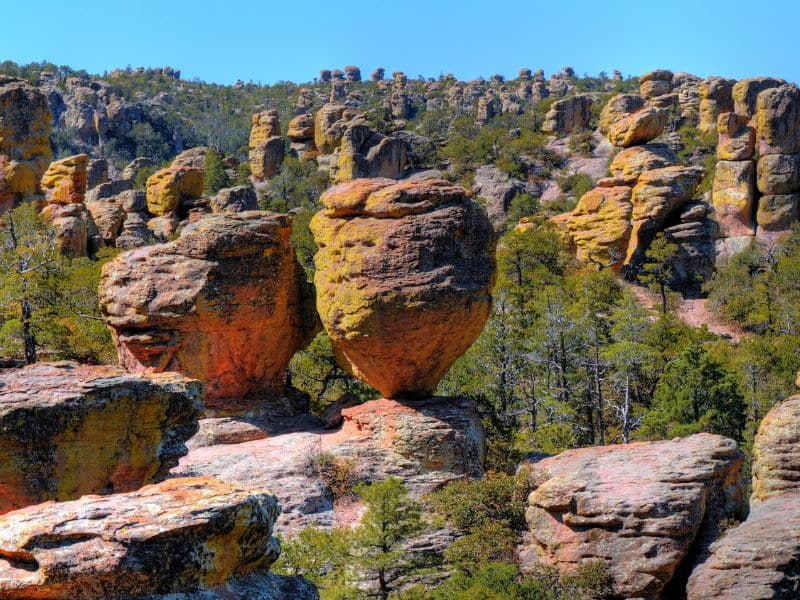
[210,185,259,213]
[519,434,744,599]
[628,165,704,263]
[85,178,133,204]
[172,146,208,169]
[716,112,756,160]
[473,164,528,229]
[562,186,633,268]
[146,165,204,216]
[314,103,347,153]
[752,395,800,502]
[686,492,800,600]
[598,93,645,134]
[121,156,155,181]
[86,157,109,189]
[249,110,284,181]
[608,143,679,184]
[0,361,200,514]
[756,85,800,155]
[41,153,89,204]
[87,196,126,245]
[99,212,319,415]
[310,178,495,398]
[732,76,785,120]
[287,113,315,142]
[542,95,593,135]
[757,153,800,195]
[699,77,735,133]
[756,193,800,233]
[0,75,52,207]
[344,65,361,82]
[335,123,407,183]
[0,477,280,599]
[639,69,674,99]
[40,201,93,256]
[607,107,667,147]
[116,210,154,249]
[712,159,757,237]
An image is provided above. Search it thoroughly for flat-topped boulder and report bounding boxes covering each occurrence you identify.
[310,178,495,398]
[0,361,200,514]
[99,211,319,415]
[0,477,280,599]
[519,434,744,599]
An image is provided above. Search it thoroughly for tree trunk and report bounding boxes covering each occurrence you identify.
[660,282,668,315]
[21,296,36,364]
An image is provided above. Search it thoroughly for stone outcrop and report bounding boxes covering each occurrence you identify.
[249,110,285,181]
[712,158,757,237]
[41,153,89,204]
[542,94,593,135]
[751,395,800,502]
[311,178,495,398]
[210,185,259,213]
[87,195,126,245]
[756,85,800,156]
[175,397,485,536]
[0,477,281,599]
[146,163,204,216]
[609,143,679,184]
[598,93,644,134]
[0,361,200,514]
[520,434,744,599]
[473,164,531,229]
[717,111,755,161]
[699,77,735,133]
[607,107,667,147]
[639,69,674,100]
[561,185,632,267]
[0,75,51,209]
[732,77,785,121]
[86,157,109,189]
[314,103,348,153]
[335,122,407,182]
[99,212,318,415]
[40,201,94,256]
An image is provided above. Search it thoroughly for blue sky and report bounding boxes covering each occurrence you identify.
[2,0,798,85]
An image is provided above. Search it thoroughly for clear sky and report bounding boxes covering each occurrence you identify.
[2,0,798,85]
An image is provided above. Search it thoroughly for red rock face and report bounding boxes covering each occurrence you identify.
[0,362,200,514]
[99,211,319,415]
[0,477,280,599]
[519,434,744,599]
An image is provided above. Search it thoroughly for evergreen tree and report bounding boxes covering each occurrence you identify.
[639,232,679,314]
[203,146,230,194]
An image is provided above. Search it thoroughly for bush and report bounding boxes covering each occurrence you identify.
[305,449,359,500]
[557,172,594,199]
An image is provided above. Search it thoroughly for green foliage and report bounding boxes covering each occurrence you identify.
[503,193,540,229]
[203,146,230,194]
[567,131,596,157]
[306,450,359,500]
[134,165,158,190]
[556,172,594,200]
[638,232,680,314]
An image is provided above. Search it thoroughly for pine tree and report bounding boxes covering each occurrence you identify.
[639,232,679,314]
[203,146,230,194]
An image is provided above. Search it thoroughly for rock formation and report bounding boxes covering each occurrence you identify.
[249,110,285,181]
[145,161,204,217]
[210,185,259,213]
[0,361,200,514]
[0,75,51,210]
[607,107,667,147]
[699,76,735,133]
[335,122,408,182]
[0,477,281,599]
[520,434,744,599]
[639,69,674,100]
[41,153,88,204]
[287,113,317,159]
[598,93,644,134]
[542,94,593,135]
[99,211,318,415]
[311,178,495,398]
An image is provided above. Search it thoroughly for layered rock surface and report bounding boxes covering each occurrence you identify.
[520,434,744,599]
[99,211,318,414]
[249,110,285,181]
[310,178,495,398]
[0,361,200,514]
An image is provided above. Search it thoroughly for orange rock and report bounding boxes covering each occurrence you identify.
[288,113,315,142]
[607,108,667,147]
[41,154,89,204]
[249,110,285,181]
[564,186,633,269]
[99,211,319,415]
[0,361,200,514]
[145,164,204,216]
[311,178,495,398]
[751,395,800,502]
[712,159,757,237]
[608,144,679,184]
[0,477,280,599]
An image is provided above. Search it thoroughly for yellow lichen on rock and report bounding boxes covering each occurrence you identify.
[564,186,633,268]
[41,154,89,204]
[145,165,204,216]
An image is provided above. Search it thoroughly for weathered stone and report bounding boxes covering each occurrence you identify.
[562,186,632,268]
[473,164,527,229]
[41,154,89,204]
[609,143,680,184]
[146,165,204,216]
[639,69,674,100]
[519,434,744,599]
[85,178,133,204]
[87,197,126,245]
[100,212,319,415]
[712,159,757,237]
[0,75,51,206]
[40,201,92,256]
[249,110,284,181]
[314,103,347,153]
[756,85,800,155]
[370,67,385,82]
[287,113,315,142]
[0,477,280,599]
[335,123,407,183]
[0,362,200,514]
[137,573,320,600]
[757,153,800,195]
[542,95,593,135]
[607,107,667,147]
[311,179,495,398]
[699,77,735,133]
[752,395,800,502]
[686,492,800,600]
[756,194,800,234]
[344,65,361,82]
[716,112,756,160]
[210,185,259,213]
[86,158,109,189]
[116,210,154,249]
[147,212,181,242]
[598,93,645,134]
[732,76,785,120]
[121,156,155,181]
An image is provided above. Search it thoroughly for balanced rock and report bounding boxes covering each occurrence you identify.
[0,477,280,599]
[288,113,315,142]
[249,110,285,181]
[607,107,667,147]
[717,112,756,160]
[314,103,348,153]
[41,153,89,204]
[699,77,735,133]
[0,75,51,208]
[609,143,680,184]
[311,178,495,398]
[542,94,593,135]
[639,69,674,99]
[40,201,93,256]
[99,212,318,414]
[145,164,204,216]
[0,361,200,514]
[520,434,744,599]
[756,84,800,156]
[712,159,757,237]
[598,93,644,134]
